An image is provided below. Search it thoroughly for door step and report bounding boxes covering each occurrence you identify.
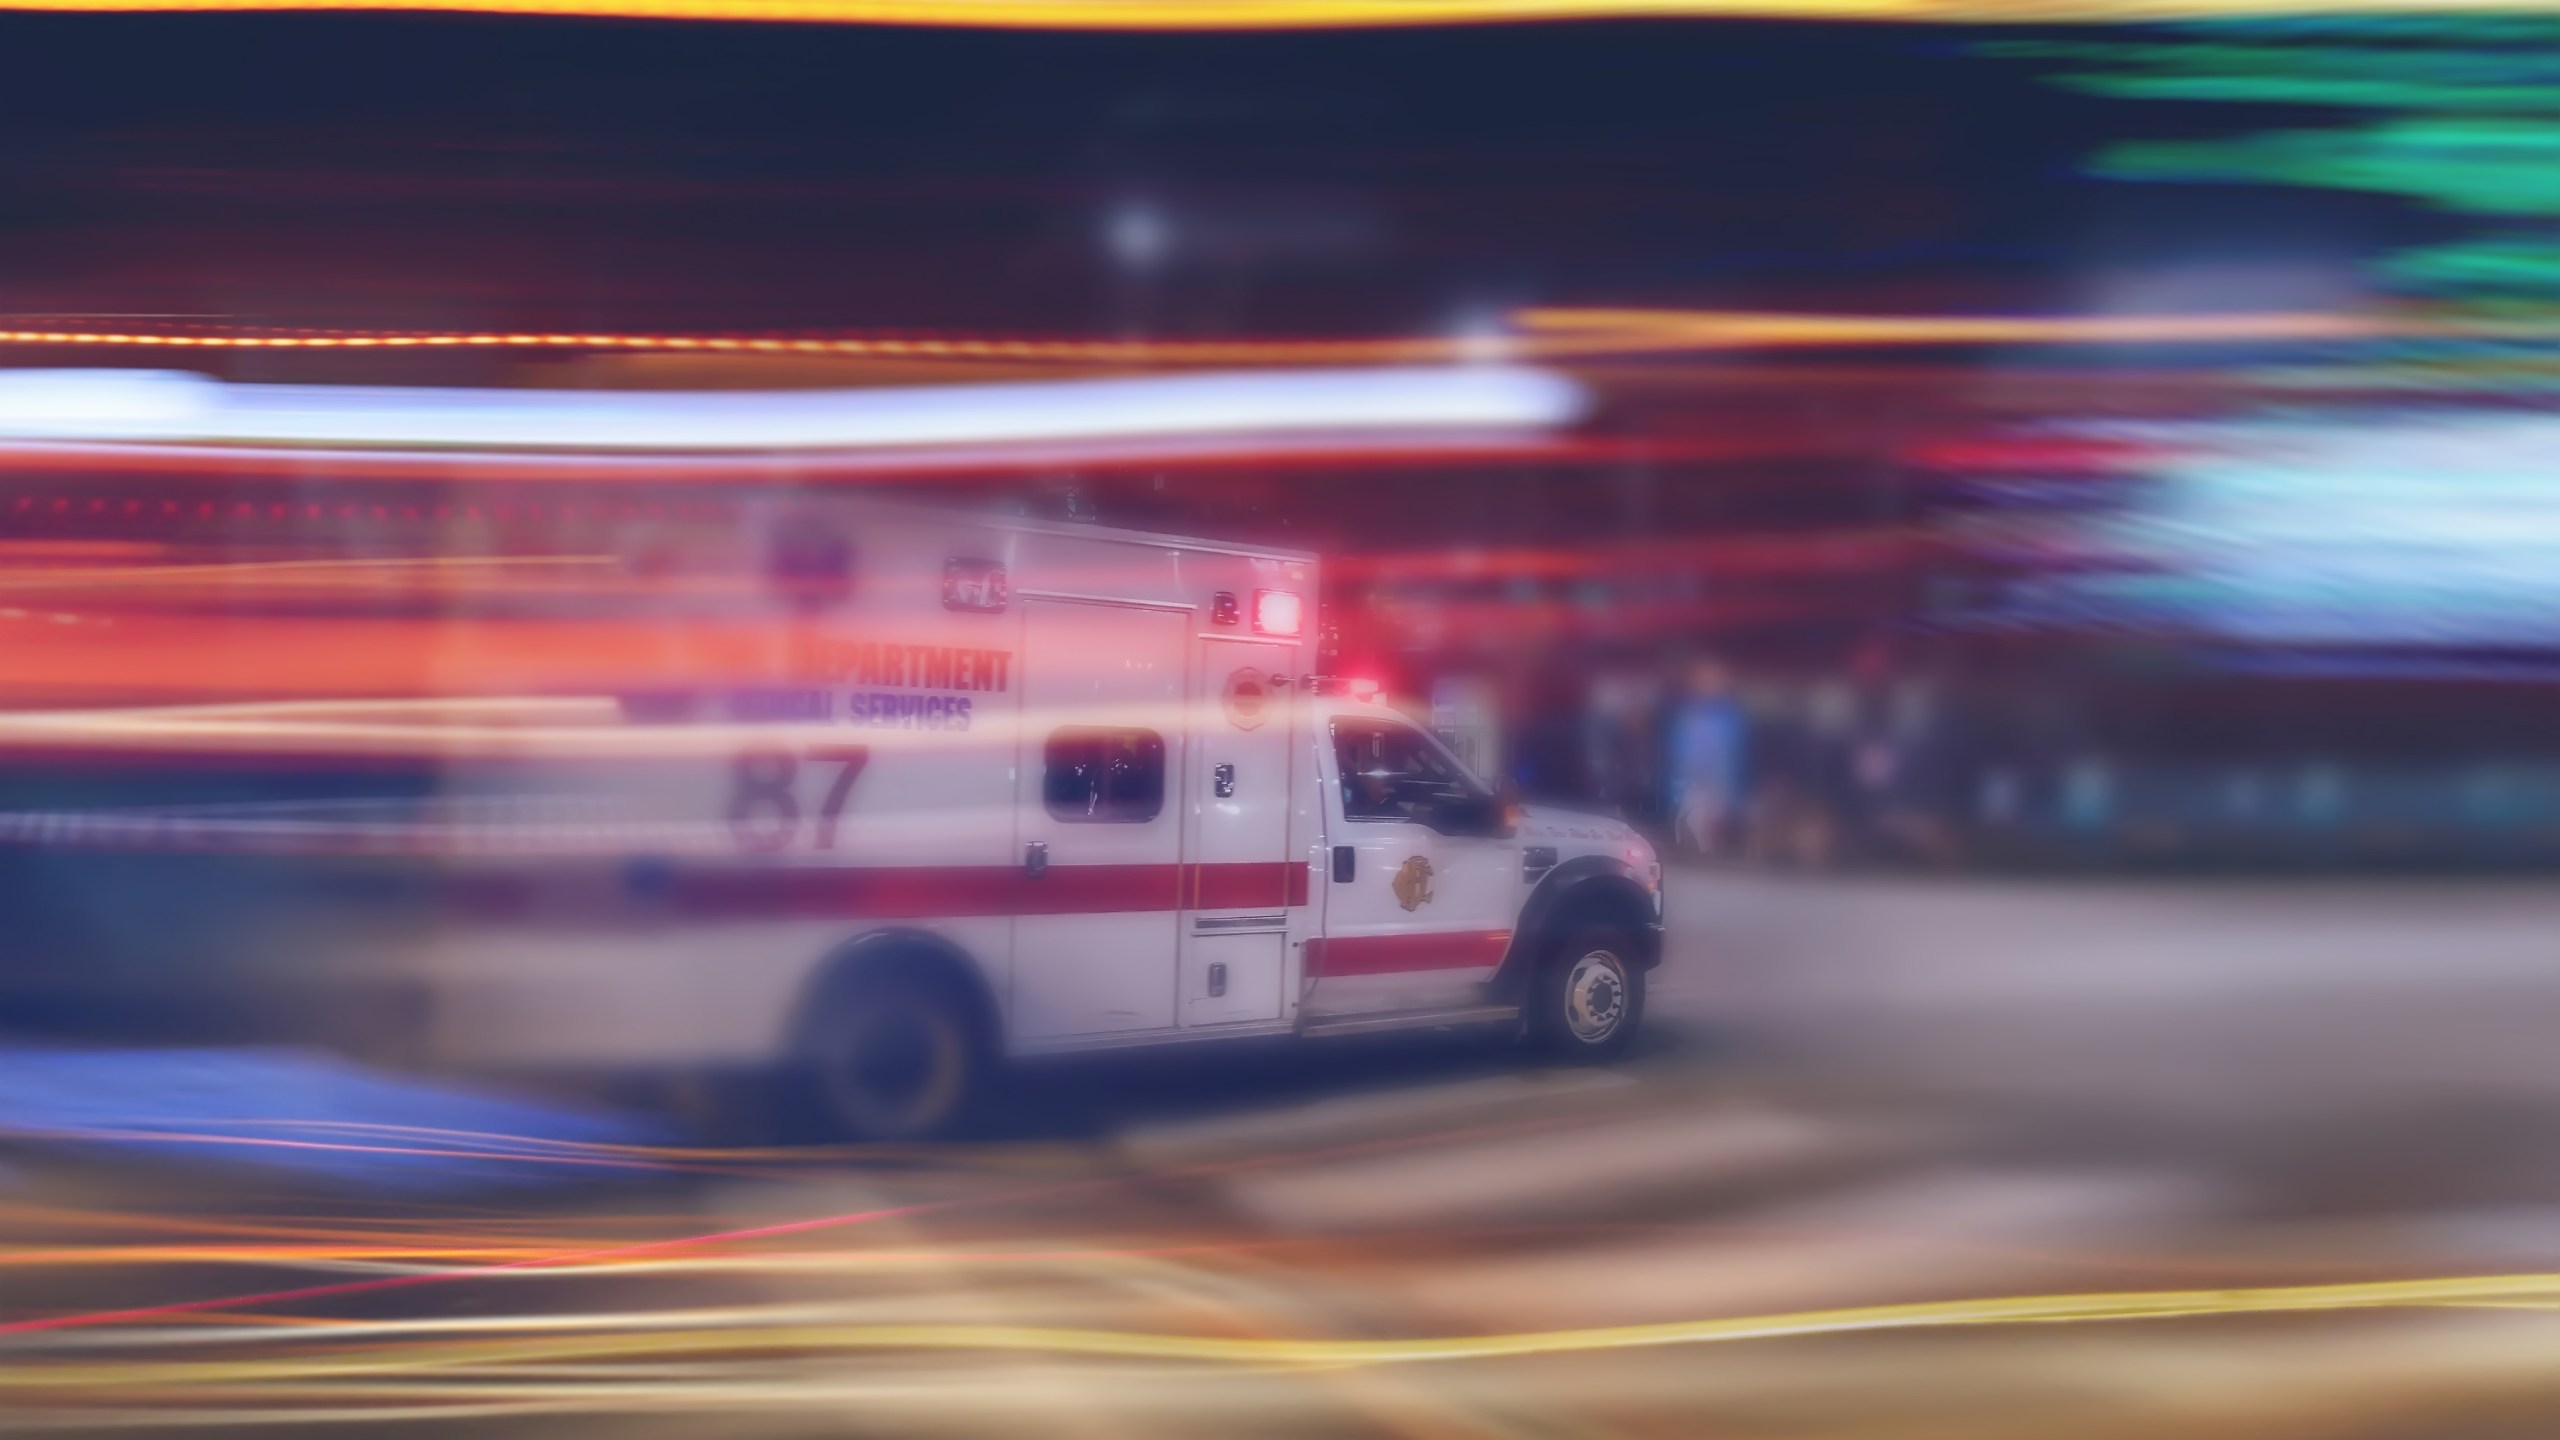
[1299,1004,1521,1039]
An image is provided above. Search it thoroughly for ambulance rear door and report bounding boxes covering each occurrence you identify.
[1010,597,1188,1039]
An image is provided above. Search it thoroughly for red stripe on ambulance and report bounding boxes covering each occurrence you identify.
[454,860,1316,923]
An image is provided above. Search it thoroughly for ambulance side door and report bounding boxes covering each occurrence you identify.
[1307,713,1520,1017]
[1179,641,1302,1028]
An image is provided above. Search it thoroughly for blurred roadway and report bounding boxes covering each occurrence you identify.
[11,867,2560,1435]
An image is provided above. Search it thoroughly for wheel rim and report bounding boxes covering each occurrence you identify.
[1563,948,1629,1044]
[823,1000,965,1138]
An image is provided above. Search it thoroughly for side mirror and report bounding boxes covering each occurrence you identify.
[1429,785,1519,839]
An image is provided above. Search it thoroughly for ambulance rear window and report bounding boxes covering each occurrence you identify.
[1042,727,1167,823]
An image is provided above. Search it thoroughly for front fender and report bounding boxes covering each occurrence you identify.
[1490,856,1662,1002]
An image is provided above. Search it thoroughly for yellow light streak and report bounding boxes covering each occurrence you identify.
[10,1270,2560,1389]
[0,307,2535,368]
[1510,306,2471,350]
[0,0,2539,28]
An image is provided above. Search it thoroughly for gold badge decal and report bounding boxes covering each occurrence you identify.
[1392,855,1436,912]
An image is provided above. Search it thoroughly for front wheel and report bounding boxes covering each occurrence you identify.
[801,968,989,1142]
[1527,927,1646,1061]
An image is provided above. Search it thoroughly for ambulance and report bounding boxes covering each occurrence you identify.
[0,494,1664,1140]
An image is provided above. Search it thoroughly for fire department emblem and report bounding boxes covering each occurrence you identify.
[1222,667,1271,730]
[1392,855,1436,912]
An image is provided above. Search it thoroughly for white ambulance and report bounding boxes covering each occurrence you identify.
[1,495,1664,1140]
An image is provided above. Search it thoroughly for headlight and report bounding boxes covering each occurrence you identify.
[1623,841,1661,891]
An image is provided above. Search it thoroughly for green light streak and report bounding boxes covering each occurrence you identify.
[1994,15,2560,362]
[2099,118,2560,216]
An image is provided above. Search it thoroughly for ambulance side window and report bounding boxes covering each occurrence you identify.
[1043,727,1166,823]
[1332,717,1490,832]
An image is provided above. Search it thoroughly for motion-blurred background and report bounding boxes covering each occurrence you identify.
[10,5,2560,1436]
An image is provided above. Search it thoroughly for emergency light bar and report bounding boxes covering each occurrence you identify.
[0,365,1588,453]
[1305,676,1383,700]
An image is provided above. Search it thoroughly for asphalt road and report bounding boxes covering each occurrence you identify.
[10,868,2560,1436]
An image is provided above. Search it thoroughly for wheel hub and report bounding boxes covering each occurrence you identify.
[1565,949,1628,1042]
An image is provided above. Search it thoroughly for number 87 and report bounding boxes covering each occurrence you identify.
[728,745,871,852]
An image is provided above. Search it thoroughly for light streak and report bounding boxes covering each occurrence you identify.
[10,1271,2560,1388]
[0,429,1607,482]
[0,695,707,757]
[0,307,2511,373]
[0,0,2541,29]
[0,1122,761,1180]
[0,1237,1308,1279]
[0,1198,973,1338]
[0,696,1312,759]
[0,555,662,610]
[1507,305,2477,350]
[0,366,1586,452]
[0,1113,1583,1337]
[0,326,1448,362]
[1328,528,1933,582]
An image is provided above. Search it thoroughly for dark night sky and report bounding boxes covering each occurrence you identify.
[0,14,2445,339]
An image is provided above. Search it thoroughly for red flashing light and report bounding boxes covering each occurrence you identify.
[1253,589,1303,637]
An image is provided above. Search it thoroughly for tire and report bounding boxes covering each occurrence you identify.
[800,965,989,1142]
[1527,926,1646,1061]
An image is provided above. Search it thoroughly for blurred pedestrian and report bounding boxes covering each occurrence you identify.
[1665,660,1745,856]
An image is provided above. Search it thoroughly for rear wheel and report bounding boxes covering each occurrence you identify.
[801,967,988,1141]
[1527,926,1646,1061]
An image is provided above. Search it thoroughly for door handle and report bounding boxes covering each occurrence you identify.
[1213,763,1236,799]
[1331,845,1355,883]
[1025,840,1048,878]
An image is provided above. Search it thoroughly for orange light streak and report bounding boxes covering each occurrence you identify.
[0,307,2504,371]
[0,325,1450,365]
[0,1112,1581,1336]
[1508,306,2467,351]
[0,612,796,701]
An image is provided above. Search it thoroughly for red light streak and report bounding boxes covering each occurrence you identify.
[1901,435,2171,473]
[0,1198,953,1337]
[1329,529,1936,584]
